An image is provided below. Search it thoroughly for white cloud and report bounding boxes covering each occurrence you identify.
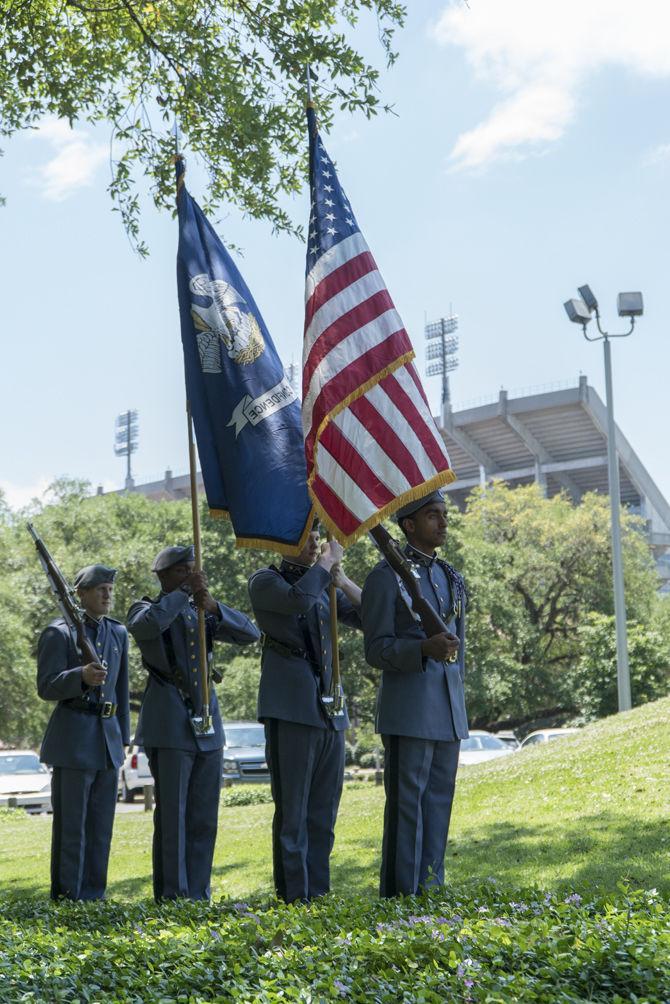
[0,477,52,511]
[433,0,670,170]
[27,118,107,201]
[643,142,670,166]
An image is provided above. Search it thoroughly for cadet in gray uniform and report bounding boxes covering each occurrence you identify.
[361,490,468,897]
[127,545,259,901]
[37,564,130,900]
[248,527,362,903]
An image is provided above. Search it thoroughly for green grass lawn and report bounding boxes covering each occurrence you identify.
[1,699,669,1002]
[2,696,669,901]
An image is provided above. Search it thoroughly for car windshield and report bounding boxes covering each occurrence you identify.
[224,726,265,748]
[0,754,47,775]
[479,735,507,750]
[460,737,482,751]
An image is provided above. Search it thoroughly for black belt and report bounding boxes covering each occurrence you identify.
[65,699,117,718]
[261,634,314,665]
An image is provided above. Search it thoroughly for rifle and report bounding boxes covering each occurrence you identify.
[368,524,459,659]
[27,523,105,672]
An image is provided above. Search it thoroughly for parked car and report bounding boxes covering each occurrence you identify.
[222,721,270,786]
[519,728,579,750]
[0,750,52,814]
[459,731,516,766]
[493,730,520,750]
[118,743,153,802]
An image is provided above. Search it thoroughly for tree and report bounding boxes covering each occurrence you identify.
[458,483,661,727]
[571,611,670,720]
[0,0,405,250]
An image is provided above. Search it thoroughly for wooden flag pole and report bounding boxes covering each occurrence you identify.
[326,531,345,716]
[175,143,212,735]
[187,401,211,731]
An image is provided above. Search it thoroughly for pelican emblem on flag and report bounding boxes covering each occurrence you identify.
[189,274,265,371]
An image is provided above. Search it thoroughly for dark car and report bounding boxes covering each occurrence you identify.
[221,721,270,786]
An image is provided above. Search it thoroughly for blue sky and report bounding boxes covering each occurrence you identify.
[1,0,669,508]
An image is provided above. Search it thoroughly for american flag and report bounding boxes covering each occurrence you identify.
[302,107,456,544]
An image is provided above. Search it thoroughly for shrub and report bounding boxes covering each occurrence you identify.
[221,785,273,807]
[0,884,668,1001]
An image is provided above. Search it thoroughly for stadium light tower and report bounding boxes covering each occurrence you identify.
[562,284,644,714]
[425,313,459,425]
[114,409,139,490]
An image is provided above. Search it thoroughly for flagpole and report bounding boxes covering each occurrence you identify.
[175,138,212,733]
[187,400,211,730]
[306,64,344,717]
[326,530,344,716]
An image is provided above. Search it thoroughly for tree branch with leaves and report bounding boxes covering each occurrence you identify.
[0,0,405,252]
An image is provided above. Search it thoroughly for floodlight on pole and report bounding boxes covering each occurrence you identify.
[114,409,139,489]
[562,283,644,714]
[425,313,459,424]
[564,298,592,326]
[578,284,598,312]
[617,292,644,317]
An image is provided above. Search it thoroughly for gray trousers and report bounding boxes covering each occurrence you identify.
[147,747,222,901]
[265,719,344,903]
[380,735,460,897]
[50,765,118,900]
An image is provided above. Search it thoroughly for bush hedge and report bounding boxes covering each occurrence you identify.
[221,786,273,808]
[0,883,668,1002]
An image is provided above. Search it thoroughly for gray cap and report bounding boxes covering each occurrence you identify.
[395,489,445,522]
[74,564,117,589]
[152,544,195,573]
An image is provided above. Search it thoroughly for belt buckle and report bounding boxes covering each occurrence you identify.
[101,701,113,718]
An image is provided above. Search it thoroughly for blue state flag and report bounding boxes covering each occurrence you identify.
[175,157,313,553]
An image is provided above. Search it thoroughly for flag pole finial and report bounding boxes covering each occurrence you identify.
[173,117,186,195]
[306,64,314,107]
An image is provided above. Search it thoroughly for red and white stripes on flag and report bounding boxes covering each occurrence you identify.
[302,112,455,544]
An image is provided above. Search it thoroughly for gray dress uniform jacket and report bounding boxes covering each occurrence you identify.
[249,560,361,731]
[37,616,130,769]
[362,547,469,741]
[128,590,260,752]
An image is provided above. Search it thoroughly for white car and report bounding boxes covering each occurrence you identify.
[520,728,579,750]
[0,750,52,814]
[459,731,516,766]
[493,730,520,751]
[118,744,153,802]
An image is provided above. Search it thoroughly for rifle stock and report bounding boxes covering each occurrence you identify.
[368,524,456,640]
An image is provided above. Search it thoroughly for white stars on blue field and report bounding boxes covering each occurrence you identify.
[306,109,360,273]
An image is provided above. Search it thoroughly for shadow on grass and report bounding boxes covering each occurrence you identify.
[447,811,670,895]
[332,834,380,896]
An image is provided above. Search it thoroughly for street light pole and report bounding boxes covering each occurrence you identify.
[563,285,643,714]
[602,335,632,711]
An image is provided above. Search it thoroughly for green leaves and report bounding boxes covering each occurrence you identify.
[0,884,668,1001]
[453,484,666,728]
[0,0,406,248]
